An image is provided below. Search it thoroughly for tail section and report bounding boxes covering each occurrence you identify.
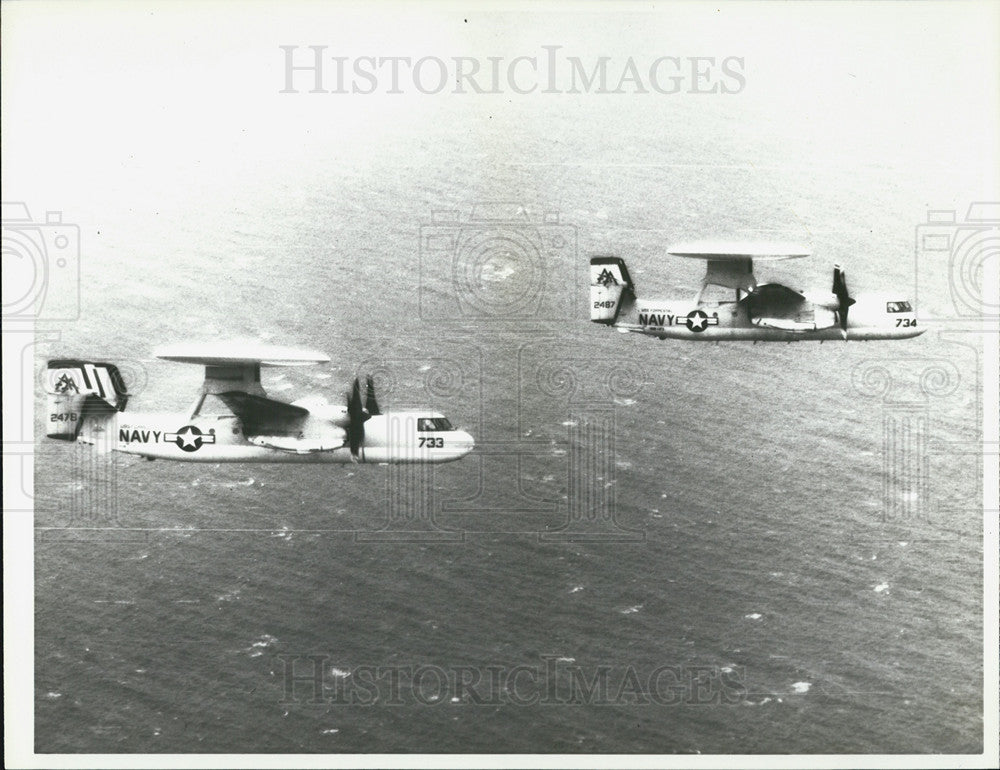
[590,256,635,324]
[45,360,128,441]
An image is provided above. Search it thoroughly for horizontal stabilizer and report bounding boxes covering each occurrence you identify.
[46,360,129,440]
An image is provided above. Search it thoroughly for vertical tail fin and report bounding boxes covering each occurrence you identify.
[590,256,635,324]
[45,360,128,440]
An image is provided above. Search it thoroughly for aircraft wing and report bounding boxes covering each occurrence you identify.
[745,283,832,331]
[247,432,347,454]
[216,391,310,435]
[746,283,807,309]
[752,317,819,331]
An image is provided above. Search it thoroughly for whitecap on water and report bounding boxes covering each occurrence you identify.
[329,667,351,679]
[244,634,277,657]
[744,613,762,620]
[321,728,339,735]
[620,604,643,615]
[569,586,584,594]
[874,582,889,593]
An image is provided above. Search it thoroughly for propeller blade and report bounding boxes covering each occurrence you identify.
[832,265,856,333]
[365,375,381,415]
[346,377,365,456]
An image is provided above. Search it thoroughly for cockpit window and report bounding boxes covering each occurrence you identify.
[417,418,454,432]
[886,301,913,313]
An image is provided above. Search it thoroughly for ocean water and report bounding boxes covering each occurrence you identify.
[20,6,989,756]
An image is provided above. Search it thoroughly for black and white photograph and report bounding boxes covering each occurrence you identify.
[3,1,998,767]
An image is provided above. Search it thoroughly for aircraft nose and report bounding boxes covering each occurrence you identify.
[454,430,475,457]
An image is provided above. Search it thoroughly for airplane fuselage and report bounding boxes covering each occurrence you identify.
[619,294,922,341]
[86,410,474,463]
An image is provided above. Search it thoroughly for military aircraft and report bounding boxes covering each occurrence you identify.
[44,343,475,463]
[590,242,924,341]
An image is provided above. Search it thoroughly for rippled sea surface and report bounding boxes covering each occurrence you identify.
[23,7,988,755]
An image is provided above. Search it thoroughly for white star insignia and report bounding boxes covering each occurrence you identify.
[177,426,199,448]
[688,313,708,331]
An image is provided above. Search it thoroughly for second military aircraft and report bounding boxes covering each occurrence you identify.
[590,242,923,342]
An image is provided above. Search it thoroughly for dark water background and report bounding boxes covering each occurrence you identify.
[14,4,990,756]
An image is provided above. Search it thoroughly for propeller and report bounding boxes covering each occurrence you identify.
[832,265,856,333]
[364,375,381,416]
[346,377,368,457]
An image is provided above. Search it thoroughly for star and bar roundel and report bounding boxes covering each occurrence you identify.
[685,309,716,333]
[165,425,216,452]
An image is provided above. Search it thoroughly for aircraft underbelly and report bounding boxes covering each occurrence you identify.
[634,325,921,341]
[112,415,470,463]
